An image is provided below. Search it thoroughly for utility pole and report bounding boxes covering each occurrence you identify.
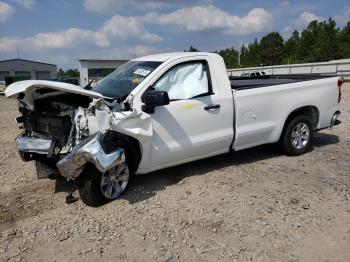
[238,41,243,68]
[238,49,241,68]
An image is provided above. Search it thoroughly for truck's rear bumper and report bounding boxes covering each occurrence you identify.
[330,111,341,127]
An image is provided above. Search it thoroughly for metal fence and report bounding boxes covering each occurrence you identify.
[227,59,350,79]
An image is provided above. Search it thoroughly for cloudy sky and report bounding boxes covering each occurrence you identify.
[0,0,349,69]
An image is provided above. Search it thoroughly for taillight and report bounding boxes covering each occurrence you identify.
[338,78,343,103]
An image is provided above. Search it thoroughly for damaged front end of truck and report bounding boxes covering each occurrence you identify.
[5,80,151,206]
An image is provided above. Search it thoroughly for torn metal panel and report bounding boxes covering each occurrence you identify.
[57,133,125,179]
[76,98,153,142]
[16,135,52,154]
[87,108,111,135]
[109,109,153,142]
[8,79,150,179]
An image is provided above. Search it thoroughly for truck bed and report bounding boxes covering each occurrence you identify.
[230,74,336,90]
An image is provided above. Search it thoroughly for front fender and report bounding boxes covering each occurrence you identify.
[57,133,125,179]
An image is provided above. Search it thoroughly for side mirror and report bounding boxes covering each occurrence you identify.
[141,90,169,114]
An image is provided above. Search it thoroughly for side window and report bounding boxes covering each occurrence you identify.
[153,62,210,100]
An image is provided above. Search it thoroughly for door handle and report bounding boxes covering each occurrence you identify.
[204,104,221,110]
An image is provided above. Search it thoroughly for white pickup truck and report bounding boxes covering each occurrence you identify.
[5,52,342,206]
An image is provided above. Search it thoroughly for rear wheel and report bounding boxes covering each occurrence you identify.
[281,115,314,156]
[78,158,130,207]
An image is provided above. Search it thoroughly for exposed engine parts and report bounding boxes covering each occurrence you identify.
[14,90,145,181]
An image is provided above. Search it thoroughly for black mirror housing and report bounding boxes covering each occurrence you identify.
[141,90,169,114]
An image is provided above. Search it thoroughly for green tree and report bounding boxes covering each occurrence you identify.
[216,47,238,68]
[298,19,342,62]
[240,44,250,67]
[185,46,200,52]
[214,18,349,68]
[340,21,350,58]
[284,30,300,64]
[65,69,79,77]
[298,20,321,62]
[57,68,65,78]
[245,39,261,67]
[259,32,284,65]
[317,18,342,61]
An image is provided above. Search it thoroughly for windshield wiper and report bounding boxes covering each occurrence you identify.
[83,80,94,90]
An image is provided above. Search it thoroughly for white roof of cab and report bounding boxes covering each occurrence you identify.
[133,52,217,62]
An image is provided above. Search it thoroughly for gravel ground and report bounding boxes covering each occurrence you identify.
[0,85,349,262]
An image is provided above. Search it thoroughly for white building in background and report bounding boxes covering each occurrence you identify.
[79,59,128,87]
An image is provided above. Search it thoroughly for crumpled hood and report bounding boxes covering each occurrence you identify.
[5,80,103,99]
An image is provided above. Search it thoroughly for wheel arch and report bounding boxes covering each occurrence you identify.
[279,105,319,141]
[99,131,142,174]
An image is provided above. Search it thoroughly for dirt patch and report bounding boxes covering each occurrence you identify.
[0,176,74,231]
[0,85,349,261]
[0,182,55,229]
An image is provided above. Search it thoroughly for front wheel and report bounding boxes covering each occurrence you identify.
[281,115,314,156]
[78,162,130,207]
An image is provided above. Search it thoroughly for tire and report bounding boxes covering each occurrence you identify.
[78,167,109,207]
[281,115,314,156]
[78,152,132,207]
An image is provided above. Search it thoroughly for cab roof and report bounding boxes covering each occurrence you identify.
[133,52,218,62]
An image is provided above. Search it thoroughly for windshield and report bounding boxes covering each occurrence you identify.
[92,61,162,98]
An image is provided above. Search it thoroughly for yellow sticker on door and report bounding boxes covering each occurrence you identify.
[177,103,199,112]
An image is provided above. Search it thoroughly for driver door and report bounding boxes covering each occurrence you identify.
[147,60,230,170]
